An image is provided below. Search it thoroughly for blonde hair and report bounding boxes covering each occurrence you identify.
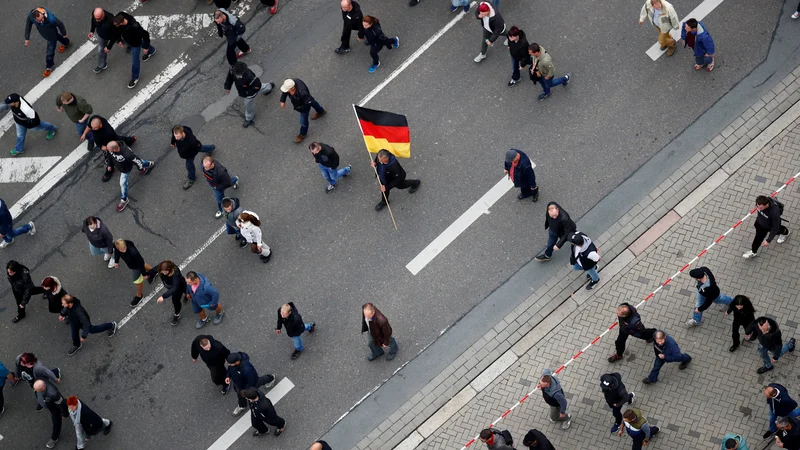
[115,239,127,250]
[280,304,292,314]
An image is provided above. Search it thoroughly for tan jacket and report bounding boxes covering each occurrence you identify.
[532,47,555,79]
[639,0,680,33]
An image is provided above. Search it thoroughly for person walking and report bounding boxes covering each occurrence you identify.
[40,277,71,321]
[112,12,156,88]
[202,155,240,218]
[742,195,790,258]
[372,149,421,211]
[607,302,656,363]
[60,294,117,356]
[504,148,538,201]
[763,384,800,439]
[24,7,71,78]
[259,0,279,14]
[7,260,43,323]
[214,8,249,66]
[171,125,216,189]
[113,239,152,306]
[186,271,226,328]
[33,379,69,449]
[276,302,315,360]
[335,0,365,54]
[362,16,399,74]
[478,428,514,449]
[362,303,398,361]
[568,231,601,290]
[309,142,352,193]
[85,115,136,182]
[600,372,635,433]
[522,429,555,450]
[89,8,120,73]
[528,43,571,101]
[450,0,471,13]
[685,266,733,327]
[746,316,796,374]
[727,295,757,352]
[3,93,58,156]
[507,26,532,86]
[13,352,62,410]
[642,330,691,384]
[224,62,275,128]
[279,78,326,143]
[222,198,247,247]
[680,18,715,72]
[56,92,94,148]
[639,0,680,57]
[617,408,659,450]
[236,211,273,263]
[537,368,571,429]
[0,198,36,248]
[67,395,113,449]
[473,2,507,63]
[534,202,576,262]
[311,442,334,450]
[226,352,276,416]
[191,335,232,394]
[720,433,748,450]
[241,388,286,437]
[0,360,11,417]
[106,140,154,212]
[82,216,116,269]
[147,260,188,326]
[776,416,800,450]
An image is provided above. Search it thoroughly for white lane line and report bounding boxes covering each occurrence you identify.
[9,56,189,218]
[406,176,515,275]
[206,378,295,450]
[357,1,477,106]
[0,156,62,183]
[135,14,215,40]
[646,0,725,61]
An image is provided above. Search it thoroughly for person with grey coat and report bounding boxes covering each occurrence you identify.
[82,216,115,268]
[538,368,571,429]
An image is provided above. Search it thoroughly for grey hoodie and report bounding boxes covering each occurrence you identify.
[541,368,568,413]
[15,355,59,387]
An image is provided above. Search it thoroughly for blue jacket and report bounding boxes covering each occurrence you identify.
[652,332,684,362]
[768,383,799,416]
[25,8,67,42]
[188,273,219,309]
[226,352,258,390]
[681,21,714,57]
[0,198,13,235]
[720,433,748,450]
[0,362,8,387]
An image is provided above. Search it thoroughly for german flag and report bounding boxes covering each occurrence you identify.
[354,105,411,158]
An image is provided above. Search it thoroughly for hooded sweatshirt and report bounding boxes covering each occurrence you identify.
[719,433,748,450]
[15,355,59,386]
[569,232,599,270]
[6,95,41,129]
[483,429,513,450]
[25,8,67,42]
[223,197,243,231]
[540,368,568,414]
[188,273,220,309]
[600,372,629,407]
[237,211,265,246]
[689,267,721,311]
[476,3,505,43]
[544,202,577,247]
[508,29,530,63]
[522,429,555,450]
[81,217,114,253]
[226,352,259,390]
[375,154,407,189]
[754,199,784,243]
[215,8,243,45]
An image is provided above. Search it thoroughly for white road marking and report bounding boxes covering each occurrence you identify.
[0,156,62,183]
[646,0,725,61]
[406,176,516,275]
[206,378,295,450]
[9,57,189,218]
[135,14,215,40]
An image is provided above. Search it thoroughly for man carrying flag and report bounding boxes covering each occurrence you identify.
[371,149,420,211]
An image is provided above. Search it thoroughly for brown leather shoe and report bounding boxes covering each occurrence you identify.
[293,134,305,143]
[666,46,675,57]
[311,110,326,120]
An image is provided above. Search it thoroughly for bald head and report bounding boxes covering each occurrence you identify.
[93,8,105,20]
[90,117,103,130]
[341,0,352,11]
[33,380,46,392]
[310,444,324,450]
[107,141,120,152]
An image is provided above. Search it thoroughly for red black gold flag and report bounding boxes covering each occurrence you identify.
[354,105,411,158]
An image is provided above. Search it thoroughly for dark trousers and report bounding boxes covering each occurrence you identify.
[368,337,398,357]
[369,40,394,65]
[46,400,69,440]
[732,317,757,347]
[614,329,656,357]
[629,426,659,450]
[209,363,227,386]
[70,321,114,347]
[379,179,421,205]
[14,286,45,319]
[341,22,365,49]
[225,37,250,66]
[608,392,632,425]
[0,383,4,410]
[235,375,276,407]
[251,412,286,432]
[751,223,789,253]
[45,36,71,69]
[511,56,533,81]
[260,0,276,5]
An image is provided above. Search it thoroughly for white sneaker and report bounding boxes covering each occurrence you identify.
[232,406,246,416]
[0,239,13,248]
[561,418,572,430]
[103,252,112,261]
[793,11,800,19]
[107,258,115,269]
[777,230,790,244]
[28,222,36,236]
[685,318,702,327]
[629,392,635,405]
[503,38,508,46]
[473,53,486,63]
[742,250,759,259]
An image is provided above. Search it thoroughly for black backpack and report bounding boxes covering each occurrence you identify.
[776,199,785,216]
[233,17,246,35]
[491,428,514,446]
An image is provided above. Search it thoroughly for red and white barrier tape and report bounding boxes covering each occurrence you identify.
[459,170,800,449]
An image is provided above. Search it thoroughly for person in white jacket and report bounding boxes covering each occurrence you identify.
[236,211,272,263]
[638,0,680,57]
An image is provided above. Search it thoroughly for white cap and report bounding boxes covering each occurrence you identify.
[280,79,295,93]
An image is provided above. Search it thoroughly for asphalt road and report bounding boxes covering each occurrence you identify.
[0,0,790,448]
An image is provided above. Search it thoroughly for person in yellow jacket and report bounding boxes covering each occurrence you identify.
[639,0,680,56]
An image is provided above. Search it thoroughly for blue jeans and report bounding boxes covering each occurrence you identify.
[130,44,156,81]
[541,76,568,96]
[89,242,112,256]
[224,222,239,236]
[185,145,215,181]
[212,177,238,212]
[319,164,351,186]
[290,323,313,351]
[544,230,559,257]
[70,320,114,347]
[2,223,32,243]
[695,55,713,67]
[368,337,398,357]
[759,340,796,369]
[15,122,58,154]
[119,160,152,200]
[45,36,70,69]
[75,122,94,147]
[692,293,732,322]
[647,354,691,382]
[299,101,325,136]
[451,0,469,5]
[573,263,599,282]
[769,406,800,432]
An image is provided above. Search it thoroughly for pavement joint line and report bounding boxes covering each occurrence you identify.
[645,0,726,61]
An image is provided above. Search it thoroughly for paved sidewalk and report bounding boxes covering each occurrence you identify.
[354,65,800,450]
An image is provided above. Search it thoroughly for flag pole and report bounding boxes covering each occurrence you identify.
[353,104,398,231]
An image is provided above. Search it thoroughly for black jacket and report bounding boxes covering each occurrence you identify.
[276,302,306,337]
[74,400,106,436]
[146,266,186,299]
[475,6,506,43]
[726,303,755,326]
[508,30,531,64]
[693,267,721,312]
[91,10,118,42]
[746,317,783,356]
[364,22,392,47]
[342,1,364,28]
[767,383,799,416]
[313,143,340,169]
[7,262,35,305]
[60,298,94,338]
[202,161,233,191]
[81,218,114,253]
[224,67,263,98]
[755,199,784,243]
[599,373,628,407]
[171,126,204,159]
[248,390,281,423]
[617,303,651,338]
[568,232,598,270]
[88,115,124,149]
[8,97,41,129]
[42,278,68,314]
[279,79,316,112]
[375,155,406,190]
[114,13,151,48]
[522,429,555,450]
[191,335,231,368]
[226,352,259,390]
[215,9,243,46]
[114,240,146,272]
[544,202,577,247]
[106,142,145,174]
